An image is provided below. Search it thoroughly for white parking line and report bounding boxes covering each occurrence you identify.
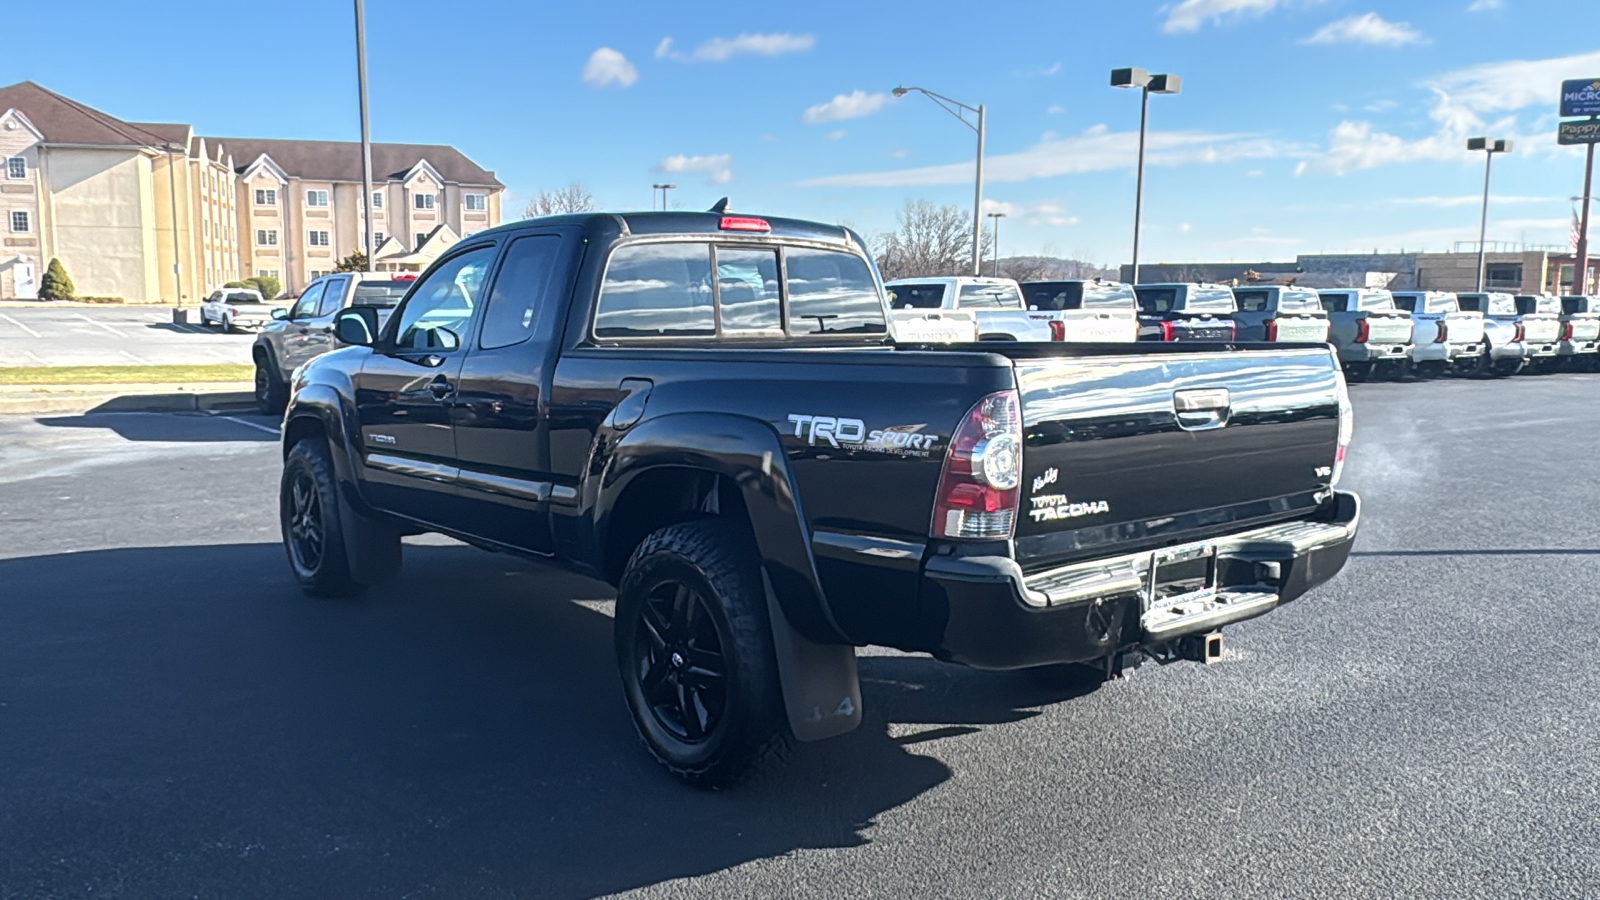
[74,313,126,337]
[0,314,41,337]
[118,350,151,364]
[144,313,168,323]
[214,414,279,435]
[24,350,47,365]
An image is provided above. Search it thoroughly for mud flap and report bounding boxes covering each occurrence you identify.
[762,570,862,742]
[337,484,402,588]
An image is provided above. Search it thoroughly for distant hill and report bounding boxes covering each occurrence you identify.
[991,255,1119,283]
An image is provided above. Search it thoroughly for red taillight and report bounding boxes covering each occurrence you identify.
[1355,319,1370,343]
[1160,321,1175,341]
[1562,322,1574,341]
[1229,322,1238,342]
[1264,319,1278,342]
[1513,323,1526,343]
[392,274,417,281]
[1048,320,1065,341]
[1434,321,1449,343]
[931,391,1022,540]
[719,216,771,233]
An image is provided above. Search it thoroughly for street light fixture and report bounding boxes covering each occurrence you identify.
[1467,137,1512,292]
[652,183,677,211]
[892,85,986,276]
[986,211,1007,277]
[1111,67,1182,285]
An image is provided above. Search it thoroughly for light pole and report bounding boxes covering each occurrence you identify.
[986,211,1006,276]
[1467,137,1512,292]
[1111,68,1181,285]
[893,85,986,276]
[652,183,677,210]
[354,0,375,271]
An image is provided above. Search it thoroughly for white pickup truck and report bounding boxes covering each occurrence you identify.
[1391,291,1485,378]
[1017,280,1139,342]
[885,277,1054,342]
[199,288,273,332]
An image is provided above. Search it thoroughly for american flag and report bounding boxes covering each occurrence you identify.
[1574,205,1585,252]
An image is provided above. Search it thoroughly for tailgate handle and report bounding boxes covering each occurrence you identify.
[1174,388,1231,431]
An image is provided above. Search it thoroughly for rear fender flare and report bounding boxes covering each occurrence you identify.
[596,413,845,646]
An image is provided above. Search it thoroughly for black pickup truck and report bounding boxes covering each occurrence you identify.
[277,209,1360,786]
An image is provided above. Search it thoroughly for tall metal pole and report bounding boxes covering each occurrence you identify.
[354,0,375,272]
[1575,142,1595,294]
[1132,87,1150,286]
[993,213,1000,276]
[1476,149,1493,292]
[972,104,986,276]
[167,146,182,308]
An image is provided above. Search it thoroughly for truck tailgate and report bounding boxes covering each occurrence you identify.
[1522,315,1561,344]
[1364,312,1413,345]
[1008,347,1341,571]
[1571,316,1600,342]
[1446,312,1485,344]
[1169,315,1234,341]
[1274,315,1330,343]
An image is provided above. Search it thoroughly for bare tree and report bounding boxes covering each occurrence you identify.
[874,200,991,282]
[523,183,596,219]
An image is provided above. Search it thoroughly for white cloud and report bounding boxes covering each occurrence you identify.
[827,130,846,141]
[1388,195,1557,208]
[983,199,1079,226]
[801,124,1306,187]
[582,48,637,89]
[891,149,910,159]
[657,153,733,185]
[1246,169,1265,176]
[1163,0,1281,34]
[656,33,815,62]
[1495,217,1569,229]
[1179,222,1193,232]
[1467,0,1502,10]
[1303,13,1424,47]
[1365,98,1399,112]
[1304,49,1600,174]
[801,90,892,124]
[1046,105,1065,115]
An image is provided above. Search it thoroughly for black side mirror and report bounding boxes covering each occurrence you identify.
[334,308,380,346]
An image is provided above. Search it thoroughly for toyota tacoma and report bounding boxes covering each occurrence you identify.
[275,209,1361,787]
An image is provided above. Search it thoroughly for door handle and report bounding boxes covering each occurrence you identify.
[427,377,453,400]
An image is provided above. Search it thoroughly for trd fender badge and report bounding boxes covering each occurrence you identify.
[367,433,398,445]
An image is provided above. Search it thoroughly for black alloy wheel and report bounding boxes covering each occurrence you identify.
[634,581,728,743]
[283,468,324,574]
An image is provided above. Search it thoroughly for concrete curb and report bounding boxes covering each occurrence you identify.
[0,383,255,416]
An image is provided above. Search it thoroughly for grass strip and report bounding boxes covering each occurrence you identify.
[0,364,254,386]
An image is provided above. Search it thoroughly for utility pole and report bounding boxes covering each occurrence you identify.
[987,211,1006,277]
[892,86,987,275]
[1467,137,1512,292]
[1575,144,1594,294]
[1112,68,1182,285]
[354,0,376,271]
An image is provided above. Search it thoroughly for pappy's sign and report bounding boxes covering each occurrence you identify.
[1560,78,1600,118]
[1558,119,1600,146]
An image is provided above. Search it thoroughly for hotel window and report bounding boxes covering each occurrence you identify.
[309,230,331,247]
[413,193,435,210]
[10,210,29,232]
[415,232,427,248]
[371,191,383,209]
[5,157,24,179]
[257,268,279,279]
[465,193,487,211]
[257,229,278,246]
[306,189,329,207]
[255,189,276,206]
[373,231,385,246]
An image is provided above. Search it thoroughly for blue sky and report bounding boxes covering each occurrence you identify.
[4,0,1597,266]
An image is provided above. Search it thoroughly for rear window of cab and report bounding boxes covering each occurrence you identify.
[594,241,887,339]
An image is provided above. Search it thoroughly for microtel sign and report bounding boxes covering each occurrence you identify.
[1561,78,1600,118]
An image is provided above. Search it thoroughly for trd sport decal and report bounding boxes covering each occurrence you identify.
[786,414,941,457]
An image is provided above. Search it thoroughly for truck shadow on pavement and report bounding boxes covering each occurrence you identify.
[35,411,278,443]
[0,542,1100,900]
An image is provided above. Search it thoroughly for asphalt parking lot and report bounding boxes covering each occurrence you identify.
[0,305,255,367]
[2,376,1598,899]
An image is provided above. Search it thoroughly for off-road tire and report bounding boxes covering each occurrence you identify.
[255,355,288,415]
[615,520,791,788]
[1343,362,1375,383]
[280,439,402,598]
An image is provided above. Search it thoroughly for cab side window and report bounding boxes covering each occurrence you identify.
[315,277,348,317]
[390,246,498,352]
[1233,290,1269,313]
[479,236,564,350]
[289,282,325,320]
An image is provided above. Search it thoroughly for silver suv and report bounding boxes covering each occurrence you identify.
[252,272,416,413]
